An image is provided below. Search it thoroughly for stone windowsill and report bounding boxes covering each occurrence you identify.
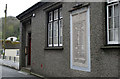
[44,46,63,50]
[101,45,120,49]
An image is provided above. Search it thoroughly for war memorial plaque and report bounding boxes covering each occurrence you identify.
[70,7,90,71]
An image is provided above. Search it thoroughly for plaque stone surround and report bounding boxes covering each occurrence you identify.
[70,7,90,72]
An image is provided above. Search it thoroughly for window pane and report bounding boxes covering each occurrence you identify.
[114,17,119,28]
[114,4,119,17]
[48,23,52,45]
[114,29,118,41]
[109,18,113,29]
[48,23,52,36]
[54,37,58,46]
[49,30,52,38]
[109,30,114,41]
[59,19,63,36]
[54,9,58,20]
[53,21,58,45]
[108,6,113,17]
[49,37,52,46]
[54,21,58,28]
[54,30,58,37]
[48,23,52,30]
[59,19,63,45]
[49,12,52,22]
[60,36,63,46]
[60,8,62,18]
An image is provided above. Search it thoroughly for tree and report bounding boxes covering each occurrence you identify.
[2,16,20,40]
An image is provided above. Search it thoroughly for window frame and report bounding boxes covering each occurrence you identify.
[107,1,120,44]
[107,0,119,3]
[47,7,63,47]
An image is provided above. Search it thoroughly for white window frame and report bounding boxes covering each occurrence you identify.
[48,7,63,47]
[107,0,119,3]
[107,2,119,44]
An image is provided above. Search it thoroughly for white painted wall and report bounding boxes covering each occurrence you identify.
[5,49,19,57]
[6,37,17,41]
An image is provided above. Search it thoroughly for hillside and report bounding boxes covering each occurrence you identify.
[1,16,20,40]
[0,19,2,39]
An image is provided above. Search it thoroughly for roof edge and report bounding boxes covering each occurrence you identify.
[16,2,46,20]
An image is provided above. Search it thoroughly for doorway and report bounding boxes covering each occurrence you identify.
[28,33,31,66]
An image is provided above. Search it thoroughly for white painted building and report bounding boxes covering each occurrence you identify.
[6,37,18,42]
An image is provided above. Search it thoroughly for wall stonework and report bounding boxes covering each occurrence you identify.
[19,2,120,77]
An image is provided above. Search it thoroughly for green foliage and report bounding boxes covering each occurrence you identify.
[1,16,20,39]
[0,32,2,39]
[0,50,3,54]
[16,36,20,41]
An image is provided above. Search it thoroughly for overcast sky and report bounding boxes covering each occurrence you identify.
[0,0,40,18]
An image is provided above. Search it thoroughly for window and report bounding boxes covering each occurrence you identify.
[48,7,63,47]
[107,0,120,44]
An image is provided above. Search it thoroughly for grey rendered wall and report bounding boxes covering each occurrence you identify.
[31,2,119,77]
[19,23,26,68]
[90,2,119,77]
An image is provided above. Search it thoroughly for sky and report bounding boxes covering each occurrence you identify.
[0,0,108,18]
[0,0,41,18]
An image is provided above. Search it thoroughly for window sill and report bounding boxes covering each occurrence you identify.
[101,45,120,49]
[44,46,63,50]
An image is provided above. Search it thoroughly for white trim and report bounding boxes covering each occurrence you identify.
[59,19,63,46]
[107,0,119,3]
[107,5,109,44]
[70,12,73,70]
[70,7,91,72]
[48,23,52,46]
[113,5,115,42]
[54,44,58,46]
[108,41,118,44]
[48,44,52,47]
[54,9,59,20]
[87,7,91,72]
[59,44,63,46]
